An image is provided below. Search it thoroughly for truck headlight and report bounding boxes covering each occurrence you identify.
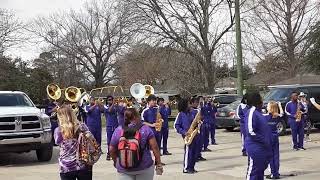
[40,114,51,129]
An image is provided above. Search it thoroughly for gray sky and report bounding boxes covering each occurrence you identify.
[1,0,84,60]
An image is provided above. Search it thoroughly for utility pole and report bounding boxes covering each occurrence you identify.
[235,0,244,96]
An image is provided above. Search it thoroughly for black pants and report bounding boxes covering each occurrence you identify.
[60,169,92,180]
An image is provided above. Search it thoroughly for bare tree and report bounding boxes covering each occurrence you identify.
[248,0,319,76]
[125,0,235,93]
[29,0,136,87]
[0,9,25,54]
[116,44,208,94]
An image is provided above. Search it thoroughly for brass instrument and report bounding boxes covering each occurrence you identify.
[47,83,62,100]
[155,107,164,132]
[144,85,154,98]
[184,111,202,145]
[296,101,302,122]
[130,83,146,100]
[65,86,82,114]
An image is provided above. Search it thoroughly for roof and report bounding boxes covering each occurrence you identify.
[273,75,320,85]
[0,91,25,94]
[268,84,320,88]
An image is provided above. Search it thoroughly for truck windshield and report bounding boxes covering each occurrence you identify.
[0,94,34,107]
[264,88,293,102]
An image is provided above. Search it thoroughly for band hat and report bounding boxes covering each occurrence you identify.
[299,92,307,97]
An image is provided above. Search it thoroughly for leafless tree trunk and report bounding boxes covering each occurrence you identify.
[125,0,235,93]
[248,0,319,76]
[29,0,136,87]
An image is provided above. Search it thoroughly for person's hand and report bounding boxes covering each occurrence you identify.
[155,164,164,175]
[151,123,156,128]
[310,98,316,105]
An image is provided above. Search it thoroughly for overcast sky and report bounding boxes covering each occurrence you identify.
[1,0,85,60]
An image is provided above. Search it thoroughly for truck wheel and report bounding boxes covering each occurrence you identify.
[225,127,234,132]
[36,143,53,162]
[277,119,286,136]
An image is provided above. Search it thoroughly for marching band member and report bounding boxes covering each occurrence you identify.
[174,98,199,174]
[104,96,119,161]
[80,99,88,124]
[45,98,59,144]
[245,92,272,180]
[141,95,162,151]
[116,100,127,128]
[236,94,249,156]
[265,101,283,179]
[210,99,218,145]
[201,97,213,152]
[298,93,311,141]
[285,91,307,150]
[190,97,206,162]
[85,97,104,146]
[158,97,172,155]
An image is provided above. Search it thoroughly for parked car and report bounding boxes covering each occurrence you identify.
[263,84,320,135]
[213,94,241,108]
[216,100,241,131]
[0,91,53,162]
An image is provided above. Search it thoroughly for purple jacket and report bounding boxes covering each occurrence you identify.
[85,105,102,127]
[104,105,118,128]
[285,101,306,122]
[174,111,192,137]
[54,123,89,173]
[110,123,155,173]
[245,106,272,152]
[159,105,171,128]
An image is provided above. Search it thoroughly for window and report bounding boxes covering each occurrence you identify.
[215,95,240,104]
[0,94,34,107]
[264,88,294,102]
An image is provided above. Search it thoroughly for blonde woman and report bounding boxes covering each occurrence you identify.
[264,101,283,179]
[54,105,92,180]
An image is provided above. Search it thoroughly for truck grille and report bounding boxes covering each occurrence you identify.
[0,116,42,132]
[0,117,15,122]
[21,116,38,122]
[0,125,15,131]
[22,123,41,129]
[0,134,41,140]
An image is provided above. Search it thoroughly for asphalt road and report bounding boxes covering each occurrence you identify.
[1,128,320,180]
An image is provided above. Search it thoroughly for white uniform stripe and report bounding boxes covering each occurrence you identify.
[236,105,240,119]
[84,105,89,113]
[248,107,256,136]
[173,113,180,133]
[184,145,189,171]
[141,107,149,121]
[285,101,292,116]
[241,133,245,150]
[246,157,254,180]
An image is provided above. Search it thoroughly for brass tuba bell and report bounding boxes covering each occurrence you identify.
[144,85,154,98]
[65,86,82,114]
[46,83,62,100]
[130,83,146,99]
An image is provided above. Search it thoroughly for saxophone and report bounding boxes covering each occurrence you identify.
[296,101,302,122]
[184,111,202,145]
[155,107,164,132]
